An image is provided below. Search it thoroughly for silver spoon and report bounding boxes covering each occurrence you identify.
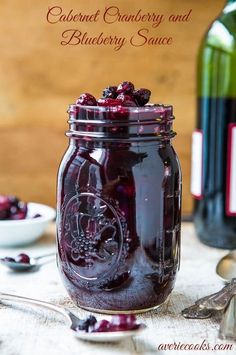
[215,253,236,341]
[0,252,55,272]
[181,304,213,319]
[216,251,236,283]
[196,279,236,311]
[0,292,146,343]
[181,279,236,319]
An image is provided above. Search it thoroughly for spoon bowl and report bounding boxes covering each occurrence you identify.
[73,326,146,343]
[0,252,55,272]
[0,292,146,343]
[0,259,39,272]
[216,251,236,282]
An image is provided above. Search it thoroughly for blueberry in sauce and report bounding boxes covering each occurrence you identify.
[87,315,97,326]
[3,257,16,263]
[133,89,151,106]
[10,202,28,220]
[8,196,20,207]
[117,81,135,95]
[102,86,118,99]
[76,315,97,332]
[33,213,42,218]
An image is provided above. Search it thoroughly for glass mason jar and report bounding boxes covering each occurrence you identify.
[56,104,182,314]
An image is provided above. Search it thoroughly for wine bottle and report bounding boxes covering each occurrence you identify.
[191,0,236,249]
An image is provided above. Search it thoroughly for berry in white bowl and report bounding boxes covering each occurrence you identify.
[0,202,56,247]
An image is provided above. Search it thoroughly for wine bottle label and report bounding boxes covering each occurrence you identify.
[226,124,236,216]
[191,130,203,199]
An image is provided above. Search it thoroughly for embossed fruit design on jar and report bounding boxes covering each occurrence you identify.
[56,82,182,313]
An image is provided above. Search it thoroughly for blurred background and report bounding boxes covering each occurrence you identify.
[0,0,225,214]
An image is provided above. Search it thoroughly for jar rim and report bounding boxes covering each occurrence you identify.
[67,103,176,142]
[68,103,173,119]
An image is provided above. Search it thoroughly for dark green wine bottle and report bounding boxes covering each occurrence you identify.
[191,0,236,248]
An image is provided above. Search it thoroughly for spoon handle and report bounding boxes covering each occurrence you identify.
[0,292,71,324]
[219,294,236,341]
[34,252,55,261]
[197,279,236,310]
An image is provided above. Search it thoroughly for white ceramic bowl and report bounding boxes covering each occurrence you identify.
[0,203,56,247]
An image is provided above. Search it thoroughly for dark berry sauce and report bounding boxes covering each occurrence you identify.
[57,83,181,313]
[0,195,42,221]
[0,195,28,220]
[76,314,143,333]
[1,253,31,264]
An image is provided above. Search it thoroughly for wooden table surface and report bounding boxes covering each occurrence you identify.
[0,223,234,355]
